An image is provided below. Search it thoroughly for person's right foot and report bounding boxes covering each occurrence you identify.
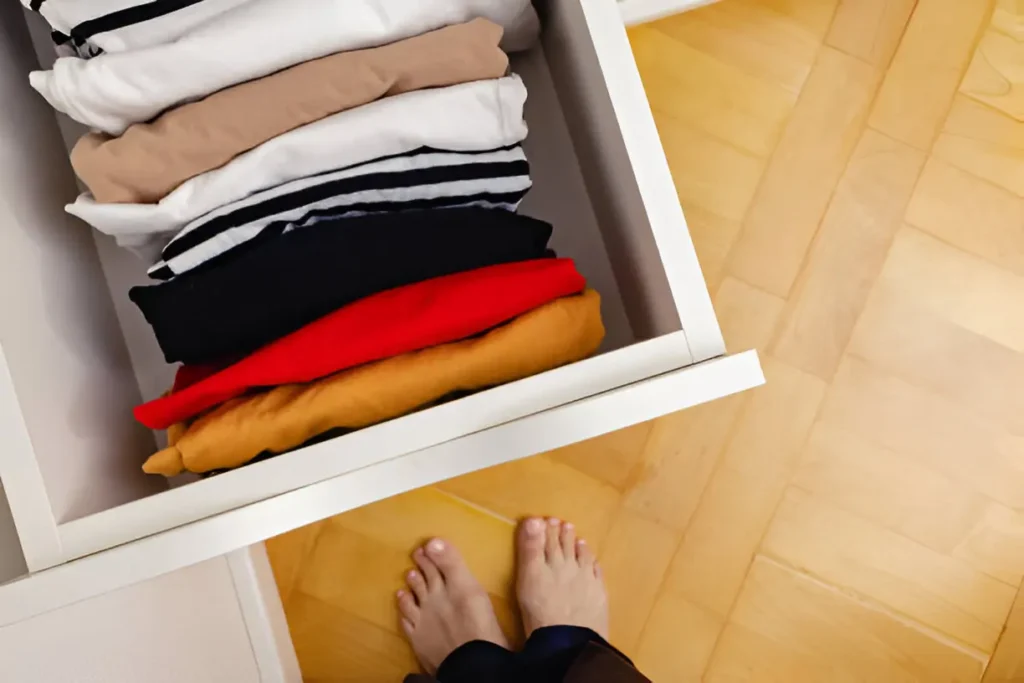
[515,517,609,639]
[397,538,509,675]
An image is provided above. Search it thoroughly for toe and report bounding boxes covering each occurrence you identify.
[401,617,415,637]
[517,518,547,568]
[413,548,443,591]
[576,538,595,569]
[545,518,563,562]
[397,589,420,623]
[406,569,429,602]
[409,548,442,593]
[424,538,475,588]
[560,522,577,561]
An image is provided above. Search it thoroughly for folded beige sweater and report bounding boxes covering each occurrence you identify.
[71,18,508,204]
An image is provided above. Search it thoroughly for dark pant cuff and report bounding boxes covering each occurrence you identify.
[520,625,633,681]
[435,639,515,683]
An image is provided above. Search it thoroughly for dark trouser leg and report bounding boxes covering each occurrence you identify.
[519,626,637,682]
[403,629,646,683]
[433,639,517,683]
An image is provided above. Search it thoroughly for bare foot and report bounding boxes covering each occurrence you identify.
[397,538,509,675]
[516,517,609,639]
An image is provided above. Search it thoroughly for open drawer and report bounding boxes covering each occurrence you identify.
[0,0,763,599]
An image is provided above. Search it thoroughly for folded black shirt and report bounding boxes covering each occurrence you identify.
[130,207,554,365]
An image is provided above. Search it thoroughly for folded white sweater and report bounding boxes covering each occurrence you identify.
[23,0,252,53]
[66,76,530,262]
[30,0,540,134]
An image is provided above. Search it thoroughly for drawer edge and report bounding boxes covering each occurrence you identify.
[55,331,695,565]
[0,350,763,626]
[619,0,719,26]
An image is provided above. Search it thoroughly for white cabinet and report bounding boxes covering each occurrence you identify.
[0,547,299,683]
[618,0,720,26]
[0,0,762,635]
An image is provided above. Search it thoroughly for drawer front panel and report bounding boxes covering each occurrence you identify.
[0,350,762,626]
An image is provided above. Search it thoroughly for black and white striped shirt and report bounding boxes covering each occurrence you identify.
[149,146,532,280]
[27,0,251,53]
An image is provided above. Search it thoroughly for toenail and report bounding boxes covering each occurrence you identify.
[428,539,445,553]
[564,522,574,530]
[408,570,418,580]
[548,518,560,526]
[526,518,544,535]
[397,589,405,597]
[577,538,586,545]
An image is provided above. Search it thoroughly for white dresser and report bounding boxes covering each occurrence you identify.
[0,0,742,679]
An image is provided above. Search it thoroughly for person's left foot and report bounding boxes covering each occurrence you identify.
[397,538,509,675]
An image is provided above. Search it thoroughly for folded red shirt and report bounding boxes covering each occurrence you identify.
[134,258,586,429]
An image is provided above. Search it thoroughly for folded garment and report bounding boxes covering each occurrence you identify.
[130,207,555,365]
[71,20,509,206]
[30,0,539,134]
[51,31,103,60]
[68,76,528,262]
[24,0,251,54]
[142,290,604,476]
[149,146,532,280]
[135,258,585,429]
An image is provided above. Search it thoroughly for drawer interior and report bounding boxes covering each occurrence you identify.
[0,487,29,585]
[0,0,720,569]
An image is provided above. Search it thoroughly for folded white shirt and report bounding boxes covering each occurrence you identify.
[66,76,529,262]
[23,0,252,53]
[30,0,540,134]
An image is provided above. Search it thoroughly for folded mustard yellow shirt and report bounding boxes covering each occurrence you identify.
[143,290,604,476]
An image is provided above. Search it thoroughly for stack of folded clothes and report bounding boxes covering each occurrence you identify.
[27,0,606,476]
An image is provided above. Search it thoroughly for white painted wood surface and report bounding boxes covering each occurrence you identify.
[619,0,719,26]
[0,0,162,571]
[0,558,263,682]
[0,485,28,584]
[227,547,303,683]
[547,0,725,358]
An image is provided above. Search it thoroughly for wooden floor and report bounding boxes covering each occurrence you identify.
[265,0,1024,680]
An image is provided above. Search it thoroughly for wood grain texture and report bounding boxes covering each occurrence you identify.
[961,24,1024,121]
[647,0,827,94]
[661,359,826,616]
[934,95,1024,197]
[826,0,918,67]
[727,46,881,297]
[705,557,986,682]
[869,0,993,149]
[634,594,723,682]
[906,155,1024,276]
[267,0,1024,678]
[631,23,796,158]
[599,510,679,654]
[763,488,1016,651]
[985,584,1024,681]
[771,128,925,379]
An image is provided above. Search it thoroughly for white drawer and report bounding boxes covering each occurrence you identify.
[0,0,763,618]
[618,0,719,26]
[0,549,295,683]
